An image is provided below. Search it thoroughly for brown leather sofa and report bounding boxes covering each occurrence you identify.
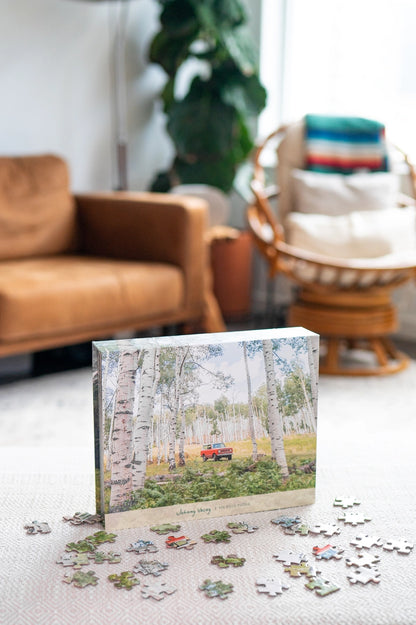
[0,154,223,358]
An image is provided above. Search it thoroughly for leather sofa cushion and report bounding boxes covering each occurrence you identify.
[0,256,184,342]
[0,155,77,260]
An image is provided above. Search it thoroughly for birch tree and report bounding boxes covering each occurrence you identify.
[243,342,258,461]
[109,348,138,511]
[132,348,160,491]
[307,336,319,429]
[262,339,289,479]
[168,346,188,471]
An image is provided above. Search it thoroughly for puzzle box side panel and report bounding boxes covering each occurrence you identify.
[95,328,318,530]
[92,343,105,515]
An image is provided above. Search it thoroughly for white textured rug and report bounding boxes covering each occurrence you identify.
[1,364,416,625]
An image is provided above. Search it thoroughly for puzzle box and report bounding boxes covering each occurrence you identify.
[93,327,318,530]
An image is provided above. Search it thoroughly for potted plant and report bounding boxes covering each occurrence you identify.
[149,0,266,193]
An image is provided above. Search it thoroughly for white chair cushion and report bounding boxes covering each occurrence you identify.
[286,206,416,259]
[290,169,398,215]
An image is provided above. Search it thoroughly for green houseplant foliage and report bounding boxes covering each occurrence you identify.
[149,0,267,193]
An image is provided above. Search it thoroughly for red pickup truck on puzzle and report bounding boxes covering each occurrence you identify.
[200,443,233,462]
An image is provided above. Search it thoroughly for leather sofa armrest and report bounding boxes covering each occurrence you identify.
[74,191,208,317]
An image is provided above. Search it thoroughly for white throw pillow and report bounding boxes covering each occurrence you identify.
[290,169,398,215]
[286,206,416,259]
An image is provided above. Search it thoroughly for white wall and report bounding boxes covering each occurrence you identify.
[0,0,172,192]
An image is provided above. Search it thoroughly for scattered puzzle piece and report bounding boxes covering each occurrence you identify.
[150,523,181,535]
[382,538,414,555]
[309,523,341,537]
[133,560,169,577]
[165,535,197,550]
[350,534,383,550]
[271,515,302,528]
[347,566,381,585]
[283,562,320,578]
[338,512,371,526]
[141,580,177,601]
[256,577,290,597]
[312,544,344,561]
[305,576,340,597]
[273,550,308,566]
[24,521,51,535]
[288,522,310,536]
[126,539,158,554]
[199,579,233,600]
[346,552,380,568]
[57,552,90,569]
[84,530,117,546]
[201,530,231,544]
[108,571,140,590]
[62,512,103,525]
[227,521,259,534]
[65,539,97,554]
[63,570,99,588]
[333,496,361,509]
[211,554,246,568]
[88,551,121,565]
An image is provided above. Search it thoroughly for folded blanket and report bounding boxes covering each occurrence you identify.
[304,114,389,174]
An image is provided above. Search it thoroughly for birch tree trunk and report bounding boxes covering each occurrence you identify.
[178,400,186,466]
[109,349,138,511]
[243,343,258,461]
[307,337,319,429]
[262,340,289,479]
[168,347,188,471]
[132,348,160,491]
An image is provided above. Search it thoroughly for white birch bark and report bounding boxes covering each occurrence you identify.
[307,337,319,429]
[132,348,160,491]
[109,349,138,511]
[178,400,186,466]
[168,347,188,471]
[262,339,289,479]
[243,343,258,461]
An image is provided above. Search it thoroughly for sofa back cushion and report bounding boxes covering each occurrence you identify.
[0,154,77,260]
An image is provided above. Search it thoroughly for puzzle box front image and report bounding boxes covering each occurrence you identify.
[93,327,318,530]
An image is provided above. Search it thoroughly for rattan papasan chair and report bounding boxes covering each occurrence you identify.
[247,116,416,375]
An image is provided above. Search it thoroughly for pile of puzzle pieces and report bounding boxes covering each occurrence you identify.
[23,497,413,601]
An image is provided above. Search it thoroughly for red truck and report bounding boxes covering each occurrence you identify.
[200,442,233,462]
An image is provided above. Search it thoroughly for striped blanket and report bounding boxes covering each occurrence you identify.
[304,114,389,174]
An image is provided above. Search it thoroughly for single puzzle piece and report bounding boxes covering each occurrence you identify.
[150,523,181,535]
[271,515,302,529]
[312,544,344,561]
[347,566,381,585]
[88,551,121,565]
[211,554,246,568]
[199,579,234,600]
[345,552,380,568]
[63,570,99,588]
[256,577,290,597]
[57,552,91,569]
[201,530,231,544]
[305,575,340,597]
[338,512,371,526]
[273,550,308,566]
[62,512,103,525]
[227,521,259,534]
[126,539,158,554]
[133,560,169,577]
[65,539,97,554]
[283,562,320,578]
[333,496,361,509]
[350,534,383,550]
[165,535,197,550]
[24,521,51,535]
[141,580,177,601]
[108,571,140,590]
[84,530,117,546]
[309,523,341,537]
[382,538,414,555]
[285,522,310,537]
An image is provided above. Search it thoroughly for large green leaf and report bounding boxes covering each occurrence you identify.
[149,31,194,77]
[167,80,236,157]
[219,72,267,116]
[219,27,257,76]
[159,0,199,38]
[174,153,238,192]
